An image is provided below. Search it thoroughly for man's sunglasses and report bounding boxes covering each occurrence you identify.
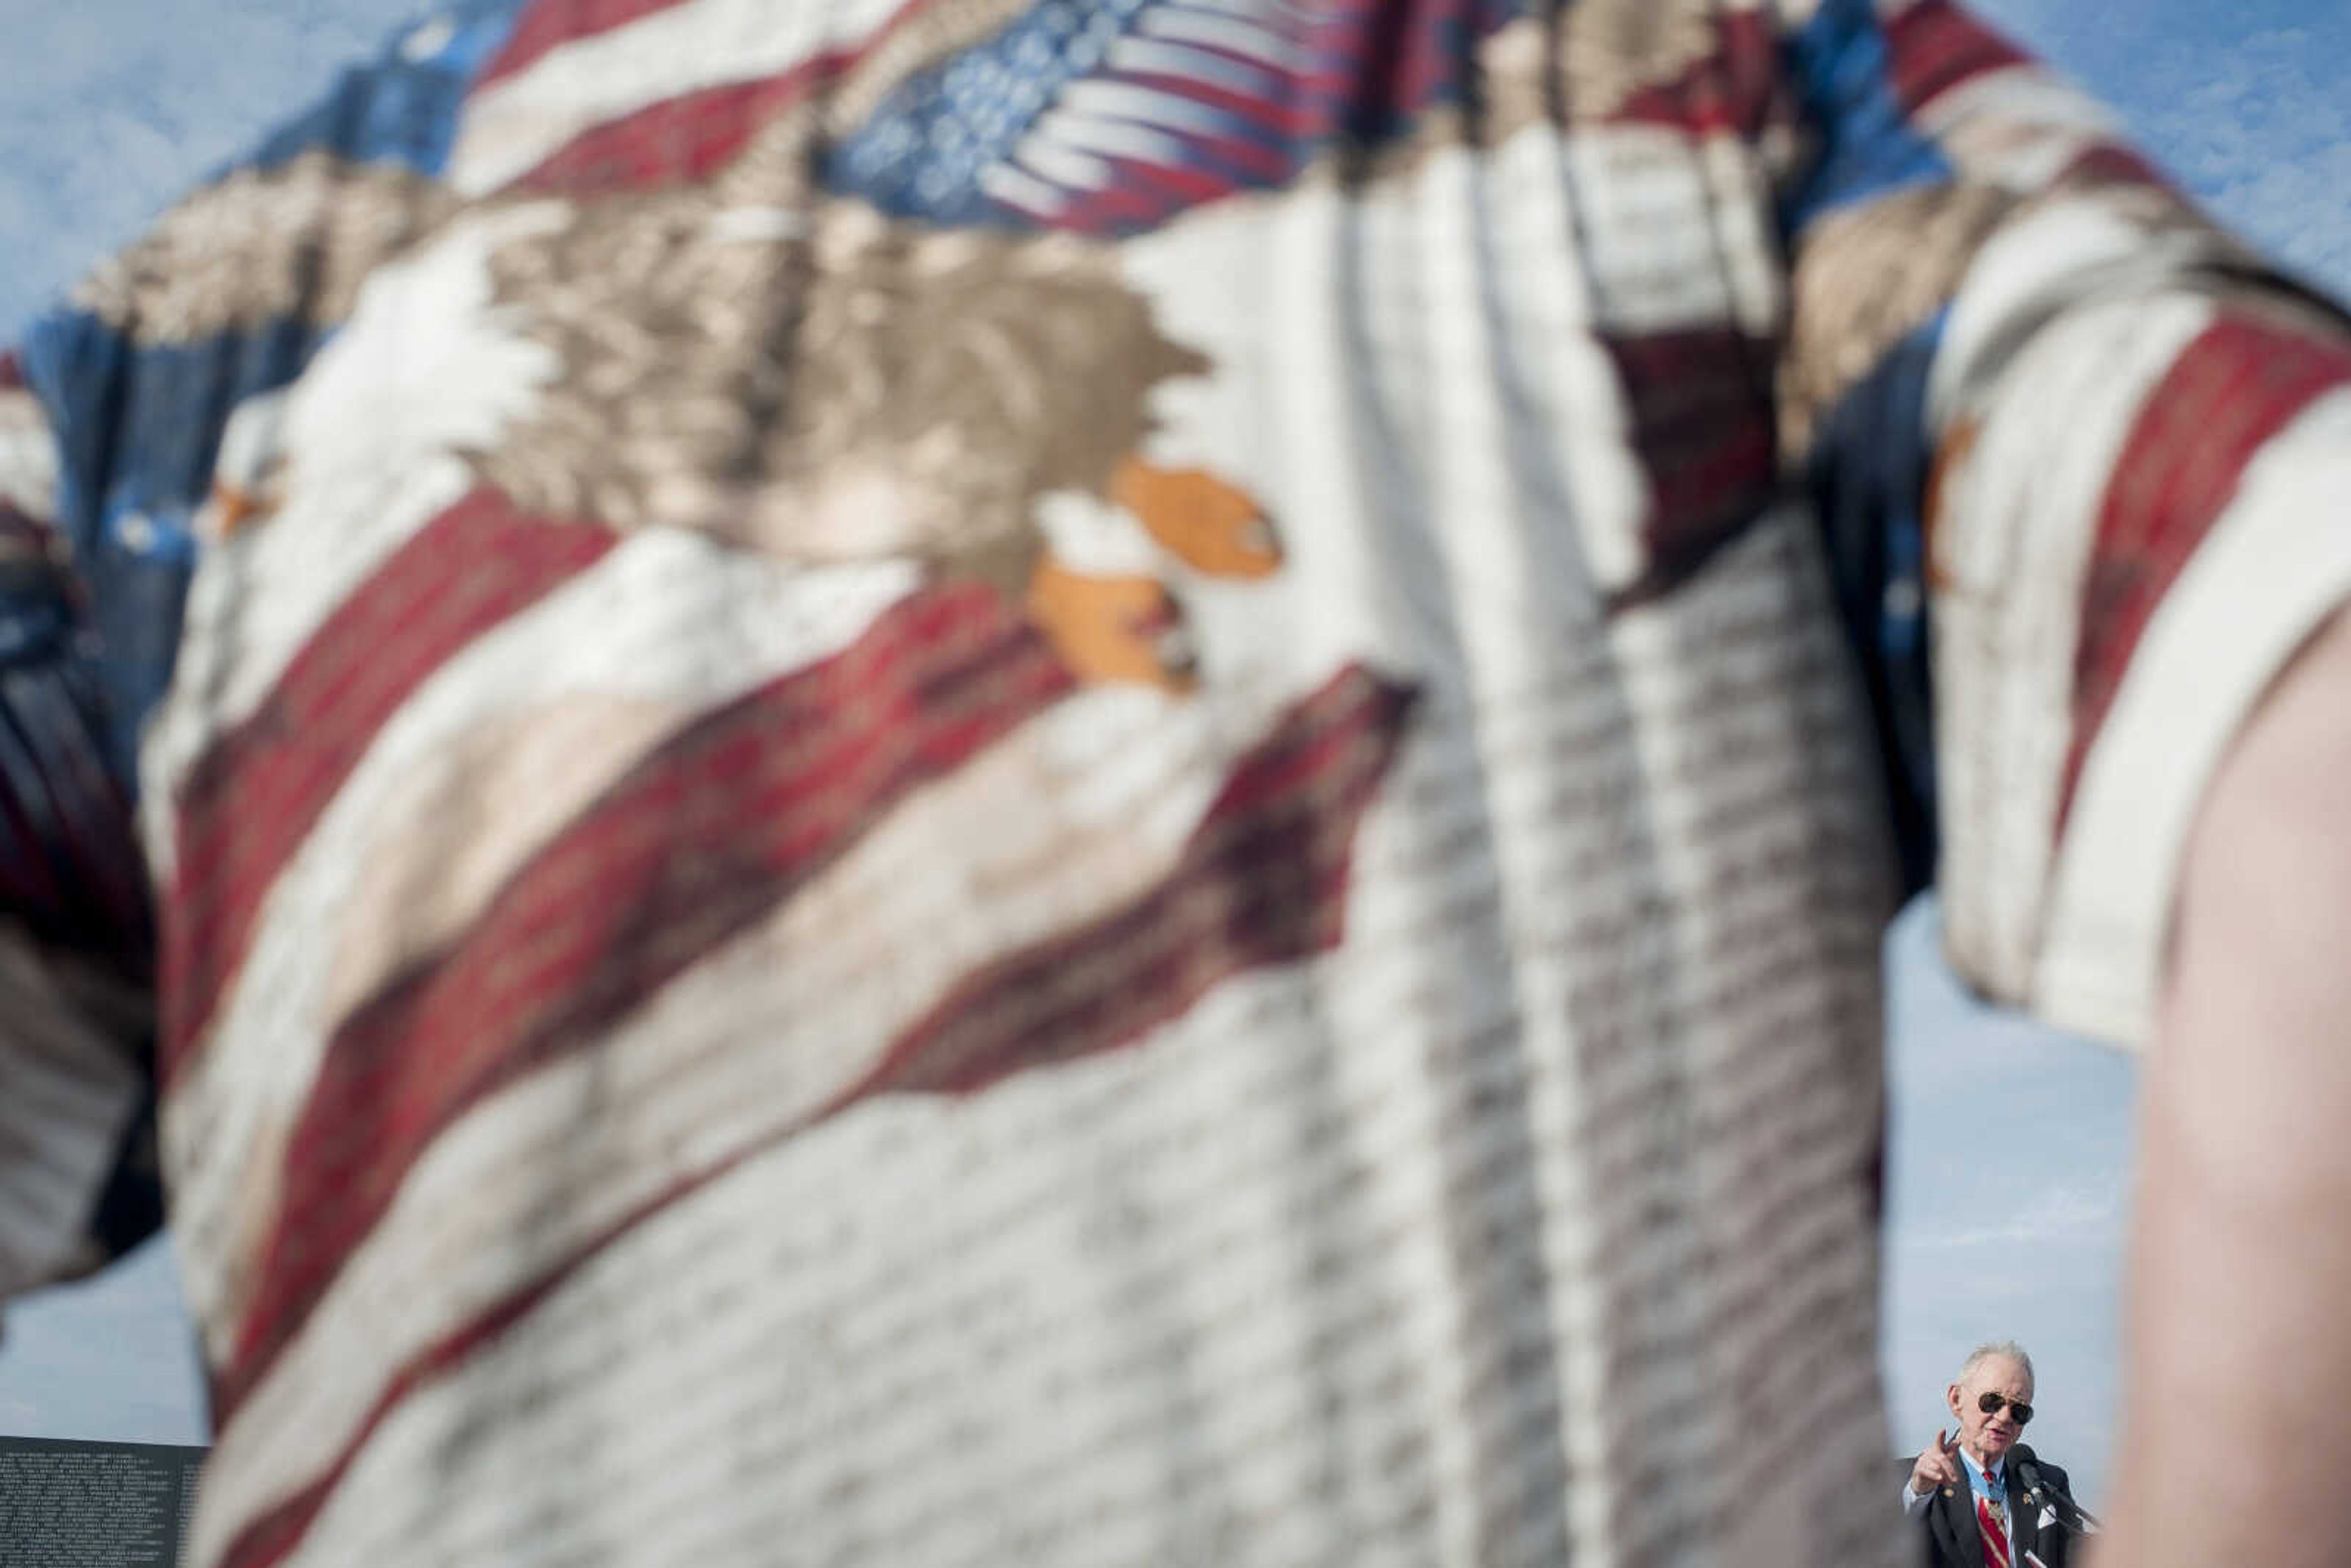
[1977,1392,2034,1425]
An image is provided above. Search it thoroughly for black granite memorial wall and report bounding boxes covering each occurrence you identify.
[0,1435,205,1567]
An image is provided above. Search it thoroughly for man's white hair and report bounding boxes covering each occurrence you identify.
[1957,1340,2035,1386]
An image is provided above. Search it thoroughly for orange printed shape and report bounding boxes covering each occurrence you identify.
[1111,457,1282,579]
[205,482,274,541]
[1922,415,1979,590]
[1026,558,1198,692]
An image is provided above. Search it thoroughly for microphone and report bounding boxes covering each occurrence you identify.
[2014,1451,2102,1537]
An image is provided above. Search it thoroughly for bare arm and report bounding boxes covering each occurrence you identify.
[2094,609,2351,1566]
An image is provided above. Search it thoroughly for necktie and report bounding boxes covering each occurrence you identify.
[1976,1488,2011,1568]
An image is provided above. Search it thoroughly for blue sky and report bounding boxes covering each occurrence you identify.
[1878,898,2137,1508]
[0,0,2345,1517]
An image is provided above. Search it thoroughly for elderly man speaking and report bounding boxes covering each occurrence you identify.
[1903,1344,2086,1567]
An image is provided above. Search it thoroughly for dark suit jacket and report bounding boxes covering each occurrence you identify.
[1897,1444,2076,1567]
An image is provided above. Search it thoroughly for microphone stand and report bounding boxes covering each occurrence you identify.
[2017,1454,2103,1541]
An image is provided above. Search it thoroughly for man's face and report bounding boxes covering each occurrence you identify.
[1948,1356,2034,1466]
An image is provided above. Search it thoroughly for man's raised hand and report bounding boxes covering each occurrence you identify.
[1910,1429,1962,1499]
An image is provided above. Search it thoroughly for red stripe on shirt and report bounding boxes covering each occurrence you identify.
[1599,328,1782,609]
[502,74,817,195]
[208,661,1411,1568]
[473,0,697,92]
[1881,0,2030,117]
[214,1150,757,1568]
[490,0,936,196]
[159,489,615,1085]
[214,583,1072,1419]
[1113,69,1320,146]
[2057,141,2173,196]
[2061,314,2351,824]
[849,663,1414,1098]
[1608,10,1787,138]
